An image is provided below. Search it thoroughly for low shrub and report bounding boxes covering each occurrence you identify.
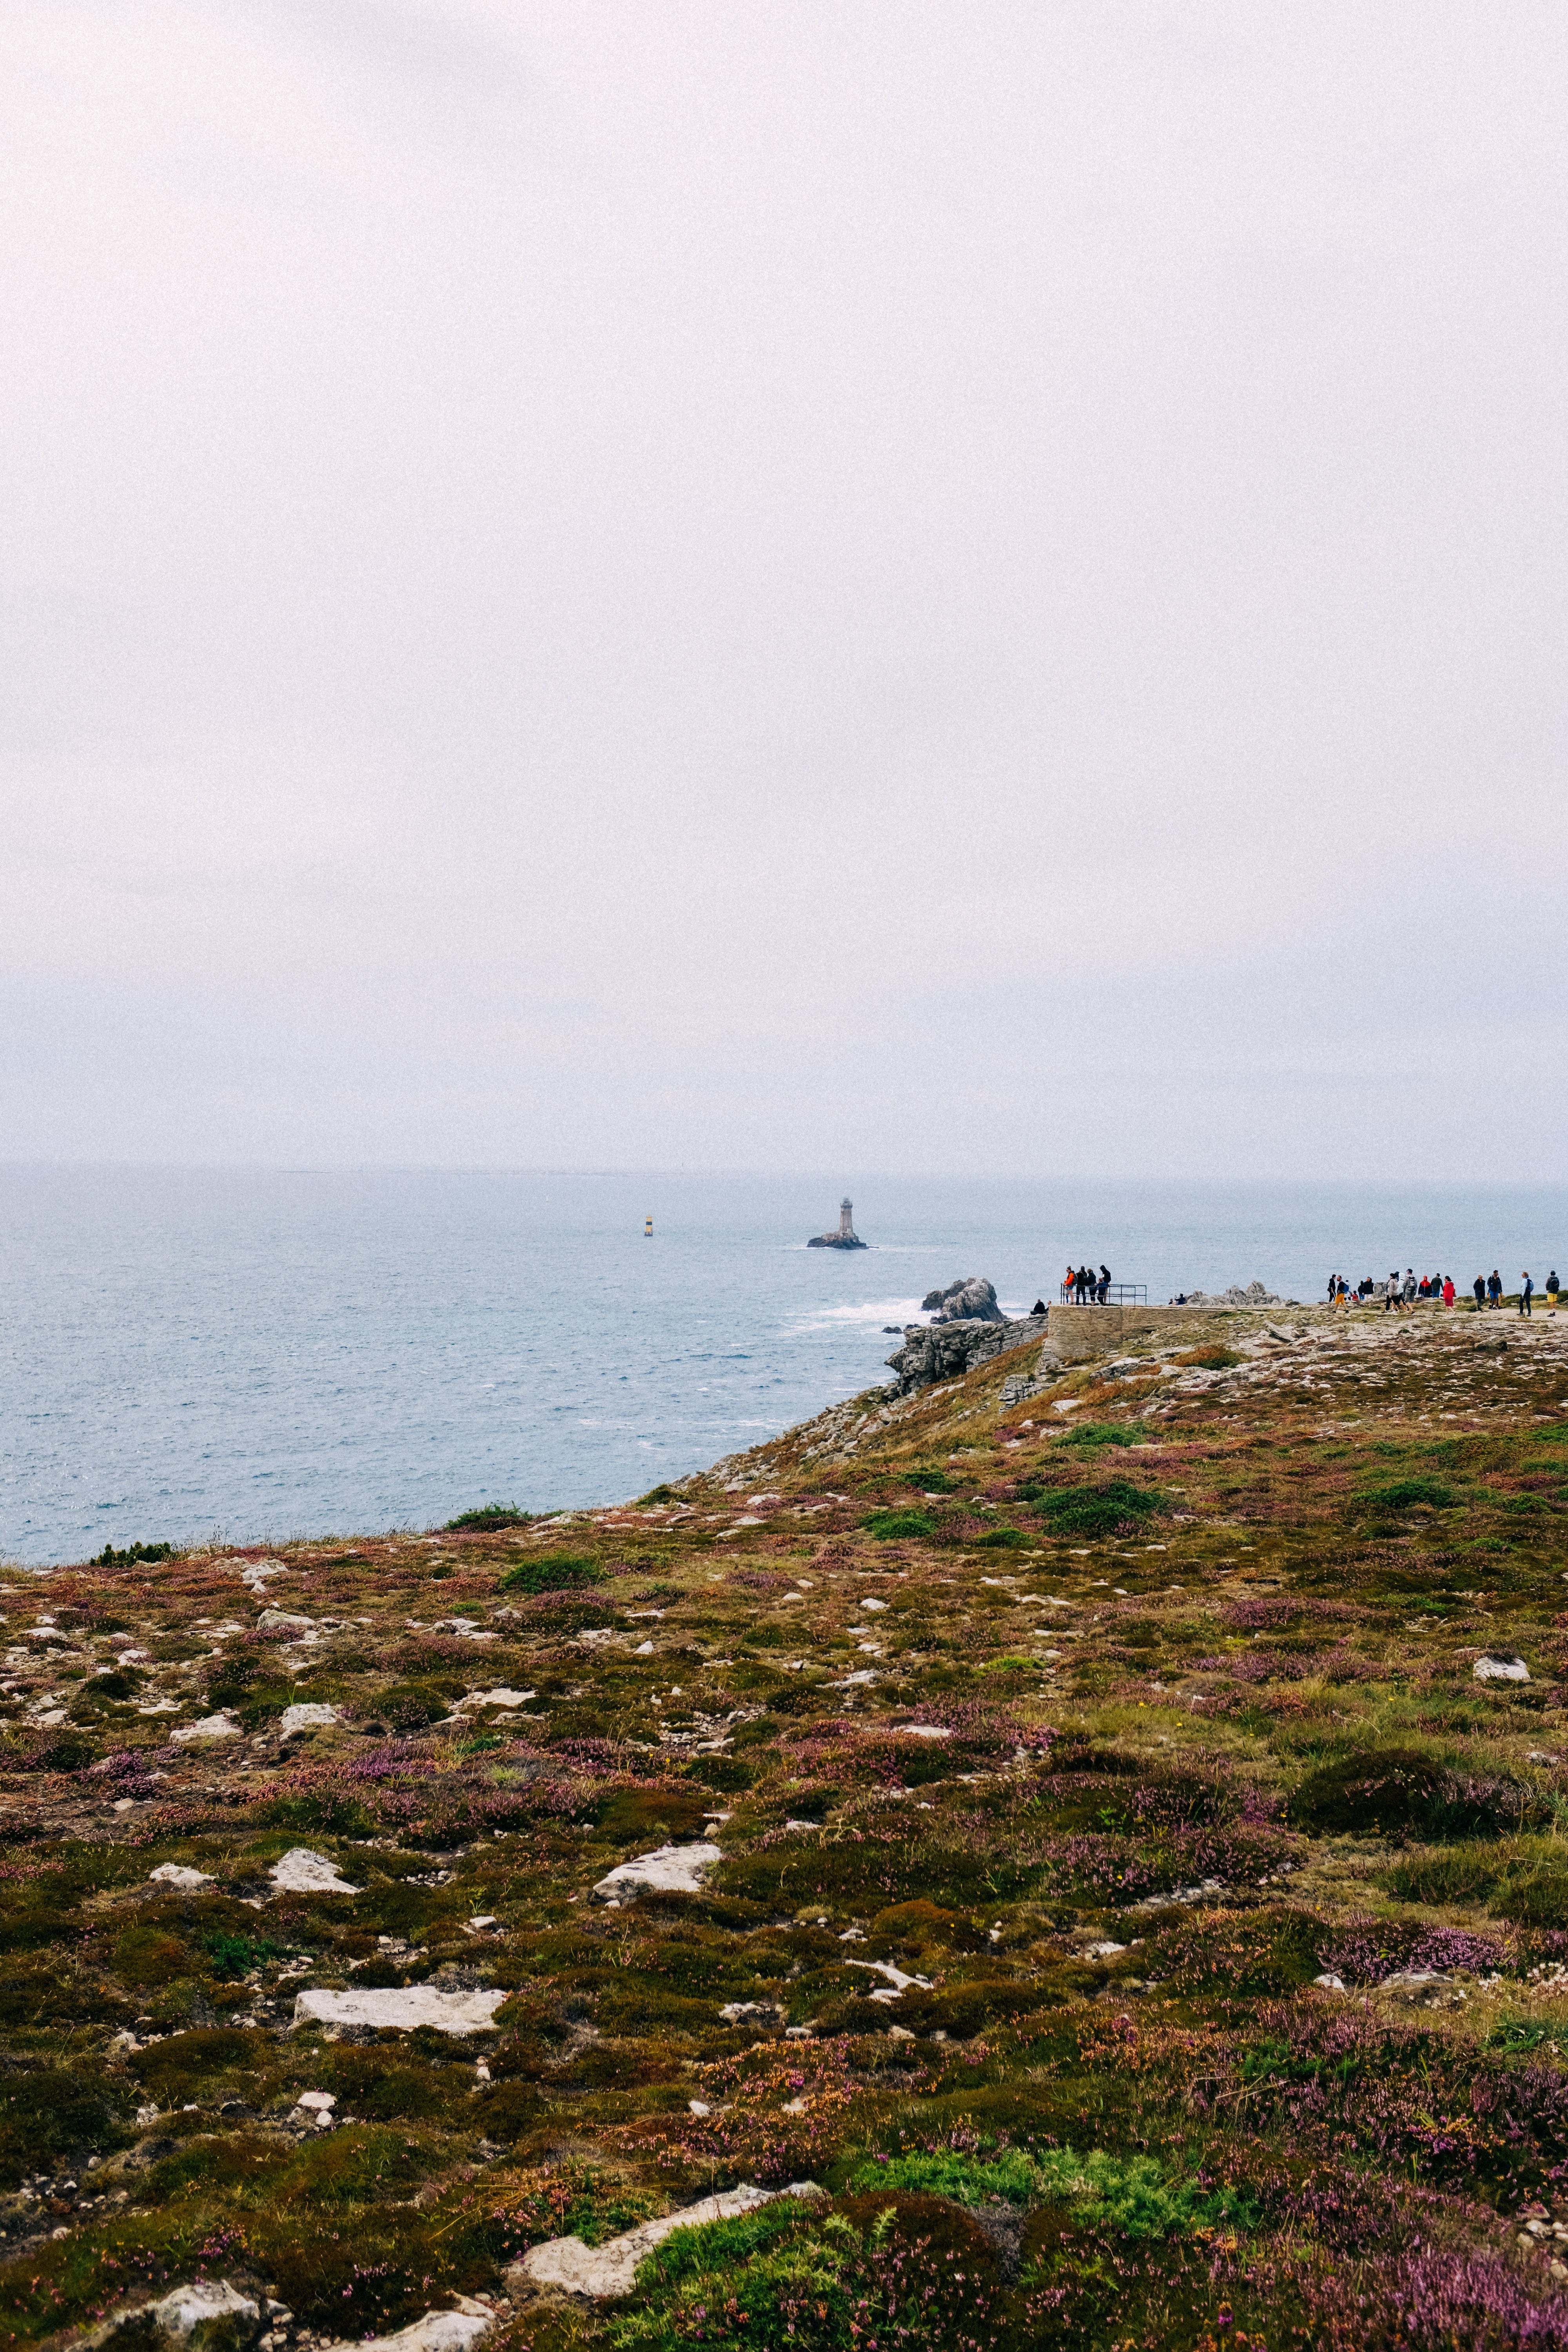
[1032,1478,1164,1538]
[90,1541,176,1566]
[860,1510,937,1541]
[498,1553,603,1595]
[445,1503,533,1531]
[615,2191,1002,2351]
[1058,1422,1150,1448]
[1357,1478,1455,1514]
[1288,1748,1538,1840]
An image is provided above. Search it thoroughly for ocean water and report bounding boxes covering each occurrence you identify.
[3,1168,1566,1566]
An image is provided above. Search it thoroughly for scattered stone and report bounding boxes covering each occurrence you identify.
[1313,1972,1348,1992]
[269,1847,363,1895]
[1475,1653,1531,1684]
[172,1713,241,1743]
[591,1842,722,1904]
[148,1864,214,1890]
[519,2181,822,2299]
[255,1611,317,1636]
[293,1987,508,2035]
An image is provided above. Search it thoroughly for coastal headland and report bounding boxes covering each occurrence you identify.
[6,1305,1568,2346]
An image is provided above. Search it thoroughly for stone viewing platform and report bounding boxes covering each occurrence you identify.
[808,1196,867,1250]
[1046,1301,1229,1361]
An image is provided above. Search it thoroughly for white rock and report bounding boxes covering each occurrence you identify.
[460,1689,536,1710]
[1475,1653,1531,1683]
[519,2181,821,2299]
[828,1670,878,1689]
[860,1598,889,1612]
[1081,1941,1128,1959]
[591,1842,722,1904]
[148,1864,214,1890]
[896,1724,950,1740]
[172,1713,240,1743]
[633,1641,655,1655]
[845,1958,931,1999]
[295,2090,337,2111]
[1313,1972,1348,1991]
[279,1704,340,1734]
[114,2281,261,2346]
[318,2306,494,2352]
[256,1610,317,1635]
[294,1986,508,2035]
[270,1847,363,1895]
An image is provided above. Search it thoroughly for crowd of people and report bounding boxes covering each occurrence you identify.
[1326,1269,1560,1315]
[1063,1262,1112,1304]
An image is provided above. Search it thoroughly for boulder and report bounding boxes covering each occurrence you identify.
[1475,1653,1531,1684]
[171,1714,240,1744]
[318,2306,494,2352]
[148,1865,214,1890]
[278,1704,340,1735]
[922,1277,1004,1324]
[269,1847,362,1894]
[591,1841,722,1904]
[78,2280,262,2352]
[518,2181,821,2299]
[293,1986,508,2035]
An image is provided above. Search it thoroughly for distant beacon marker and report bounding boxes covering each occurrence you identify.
[645,1216,653,1238]
[807,1196,868,1251]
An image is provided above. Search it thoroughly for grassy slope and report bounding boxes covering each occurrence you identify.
[6,1306,1568,2347]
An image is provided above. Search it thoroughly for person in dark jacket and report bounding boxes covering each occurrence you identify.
[1521,1272,1534,1317]
[1097,1265,1111,1304]
[1488,1270,1503,1308]
[1549,1271,1560,1300]
[1473,1274,1487,1309]
[1074,1265,1089,1304]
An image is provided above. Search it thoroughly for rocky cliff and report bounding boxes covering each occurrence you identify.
[885,1309,1052,1394]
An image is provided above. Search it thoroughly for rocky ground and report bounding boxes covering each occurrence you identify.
[8,1304,1568,2348]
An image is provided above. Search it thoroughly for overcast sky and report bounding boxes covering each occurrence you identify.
[3,3,1564,1178]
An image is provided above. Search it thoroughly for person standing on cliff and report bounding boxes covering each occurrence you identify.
[1442,1276,1455,1307]
[1384,1272,1401,1312]
[1097,1265,1111,1304]
[1521,1272,1534,1317]
[1488,1269,1503,1309]
[1473,1274,1486,1309]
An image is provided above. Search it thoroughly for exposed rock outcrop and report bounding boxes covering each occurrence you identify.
[921,1276,1003,1324]
[1176,1281,1283,1306]
[519,2181,823,2299]
[886,1312,1053,1396]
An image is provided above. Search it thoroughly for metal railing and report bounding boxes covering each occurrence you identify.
[1058,1282,1148,1305]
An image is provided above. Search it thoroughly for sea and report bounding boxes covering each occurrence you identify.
[3,1167,1566,1567]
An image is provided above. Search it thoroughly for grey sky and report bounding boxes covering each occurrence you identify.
[3,3,1564,1176]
